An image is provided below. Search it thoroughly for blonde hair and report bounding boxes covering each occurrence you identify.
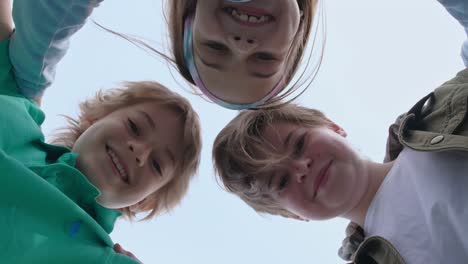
[166,0,323,107]
[213,104,332,217]
[51,81,202,220]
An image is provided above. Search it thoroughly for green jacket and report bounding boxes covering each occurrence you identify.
[0,39,138,264]
[339,0,468,261]
[343,68,468,264]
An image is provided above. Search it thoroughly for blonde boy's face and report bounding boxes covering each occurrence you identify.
[262,121,368,221]
[72,102,184,210]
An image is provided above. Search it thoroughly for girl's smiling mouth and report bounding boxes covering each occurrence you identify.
[106,145,129,184]
[223,7,273,26]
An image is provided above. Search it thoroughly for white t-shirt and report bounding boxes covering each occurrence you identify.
[364,148,468,264]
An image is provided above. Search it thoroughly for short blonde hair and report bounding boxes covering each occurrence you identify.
[51,81,202,220]
[213,104,331,217]
[166,0,322,107]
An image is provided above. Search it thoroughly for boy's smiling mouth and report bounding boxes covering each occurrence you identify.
[313,160,333,199]
[106,145,129,184]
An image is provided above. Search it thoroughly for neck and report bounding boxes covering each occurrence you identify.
[343,160,394,227]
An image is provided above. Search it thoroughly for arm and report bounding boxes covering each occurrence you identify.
[9,0,104,101]
[0,0,13,41]
[437,0,468,66]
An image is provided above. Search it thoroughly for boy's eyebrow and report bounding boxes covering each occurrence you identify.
[283,130,294,148]
[138,111,176,168]
[267,174,274,189]
[138,111,155,129]
[266,130,294,190]
[166,147,176,167]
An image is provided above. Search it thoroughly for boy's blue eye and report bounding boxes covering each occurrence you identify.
[278,175,289,191]
[152,159,162,175]
[128,118,139,136]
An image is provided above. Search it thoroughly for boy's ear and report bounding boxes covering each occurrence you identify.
[290,215,310,222]
[128,198,156,213]
[280,212,310,222]
[129,199,153,214]
[85,117,97,125]
[324,118,347,138]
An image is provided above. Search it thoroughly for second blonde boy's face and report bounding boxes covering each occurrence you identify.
[262,122,369,221]
[72,102,185,210]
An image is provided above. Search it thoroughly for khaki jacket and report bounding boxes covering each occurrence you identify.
[342,68,468,264]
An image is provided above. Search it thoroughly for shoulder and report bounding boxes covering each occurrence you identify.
[353,236,406,264]
[385,68,468,161]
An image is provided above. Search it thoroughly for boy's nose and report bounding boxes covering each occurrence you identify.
[290,158,312,183]
[128,141,152,167]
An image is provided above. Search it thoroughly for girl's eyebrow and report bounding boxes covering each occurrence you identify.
[201,57,277,79]
[194,41,226,71]
[197,45,277,79]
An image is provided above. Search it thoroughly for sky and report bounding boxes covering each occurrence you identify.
[40,0,465,263]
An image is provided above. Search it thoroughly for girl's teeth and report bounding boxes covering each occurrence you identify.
[229,8,270,24]
[248,16,257,22]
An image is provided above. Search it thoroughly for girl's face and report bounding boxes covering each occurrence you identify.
[262,122,369,221]
[193,0,302,104]
[72,102,184,210]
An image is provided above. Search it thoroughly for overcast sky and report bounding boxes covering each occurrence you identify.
[40,0,465,263]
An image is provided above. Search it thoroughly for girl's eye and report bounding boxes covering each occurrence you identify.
[128,118,139,136]
[278,175,289,191]
[255,52,276,61]
[205,41,228,52]
[152,159,162,175]
[293,134,306,157]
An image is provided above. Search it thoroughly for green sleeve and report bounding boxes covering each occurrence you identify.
[0,150,140,264]
[0,38,21,97]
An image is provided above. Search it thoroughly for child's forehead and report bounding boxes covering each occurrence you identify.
[262,121,306,143]
[118,102,181,119]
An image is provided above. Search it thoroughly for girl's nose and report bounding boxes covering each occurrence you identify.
[229,35,258,54]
